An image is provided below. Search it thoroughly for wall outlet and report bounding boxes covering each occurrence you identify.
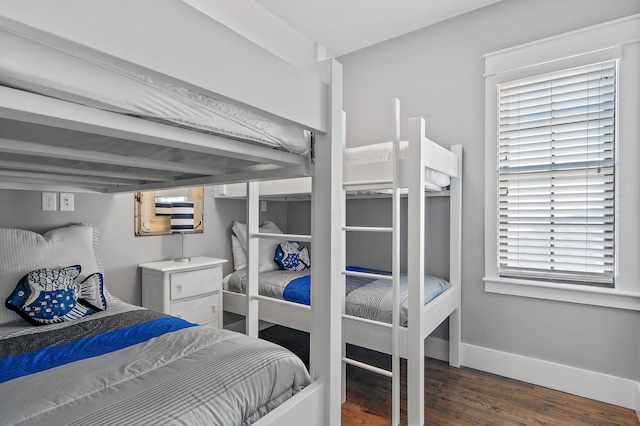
[42,192,57,211]
[60,193,75,211]
[260,200,267,212]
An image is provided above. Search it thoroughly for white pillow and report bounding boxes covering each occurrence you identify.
[0,224,103,324]
[231,220,284,272]
[231,235,246,271]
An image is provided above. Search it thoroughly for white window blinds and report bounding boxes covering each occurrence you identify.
[497,61,616,286]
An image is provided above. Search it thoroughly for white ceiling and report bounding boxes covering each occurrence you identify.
[255,0,505,57]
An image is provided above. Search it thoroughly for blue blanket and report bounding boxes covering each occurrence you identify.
[282,266,391,305]
[0,314,196,384]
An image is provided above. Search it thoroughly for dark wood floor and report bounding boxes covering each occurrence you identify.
[259,325,638,426]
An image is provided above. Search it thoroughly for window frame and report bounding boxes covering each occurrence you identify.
[483,15,640,311]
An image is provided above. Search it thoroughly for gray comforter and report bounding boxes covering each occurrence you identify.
[0,300,310,425]
[224,267,451,326]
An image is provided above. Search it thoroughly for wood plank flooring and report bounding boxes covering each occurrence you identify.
[259,325,638,425]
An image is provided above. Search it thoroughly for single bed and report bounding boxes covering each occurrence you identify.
[0,224,314,425]
[0,300,310,425]
[0,1,344,424]
[224,267,451,327]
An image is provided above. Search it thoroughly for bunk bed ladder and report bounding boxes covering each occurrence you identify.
[342,98,402,425]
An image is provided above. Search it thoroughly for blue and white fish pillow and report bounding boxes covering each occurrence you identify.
[5,266,95,325]
[274,241,310,271]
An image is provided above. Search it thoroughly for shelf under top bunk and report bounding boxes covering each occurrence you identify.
[0,0,330,193]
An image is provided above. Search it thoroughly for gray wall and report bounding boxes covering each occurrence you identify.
[337,0,640,381]
[0,188,286,305]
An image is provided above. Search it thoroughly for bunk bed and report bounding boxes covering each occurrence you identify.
[0,0,343,424]
[221,99,463,425]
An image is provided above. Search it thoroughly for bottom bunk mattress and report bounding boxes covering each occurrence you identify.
[0,300,310,426]
[224,266,451,326]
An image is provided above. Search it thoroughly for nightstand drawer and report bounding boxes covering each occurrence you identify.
[170,267,219,300]
[170,293,219,324]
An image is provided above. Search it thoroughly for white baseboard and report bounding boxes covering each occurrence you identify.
[636,382,640,422]
[461,343,637,410]
[425,335,449,362]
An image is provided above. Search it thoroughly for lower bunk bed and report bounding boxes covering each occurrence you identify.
[0,301,310,425]
[0,224,323,426]
[223,266,457,358]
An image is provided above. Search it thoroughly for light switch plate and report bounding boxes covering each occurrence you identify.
[42,192,57,211]
[60,193,74,211]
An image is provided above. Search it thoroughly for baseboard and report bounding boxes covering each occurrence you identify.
[425,335,449,362]
[461,343,637,410]
[636,381,640,422]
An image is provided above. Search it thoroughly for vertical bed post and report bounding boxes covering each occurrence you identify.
[246,181,260,337]
[311,57,344,425]
[448,145,463,367]
[391,98,401,426]
[408,117,426,425]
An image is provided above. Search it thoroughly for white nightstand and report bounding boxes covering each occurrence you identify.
[139,256,227,328]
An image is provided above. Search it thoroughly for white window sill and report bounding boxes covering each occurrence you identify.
[483,276,640,311]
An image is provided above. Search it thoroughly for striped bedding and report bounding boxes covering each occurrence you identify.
[224,266,451,326]
[0,300,310,425]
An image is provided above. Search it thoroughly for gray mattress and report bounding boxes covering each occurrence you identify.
[0,300,310,425]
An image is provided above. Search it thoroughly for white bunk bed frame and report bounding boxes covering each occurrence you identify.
[0,1,344,425]
[223,100,463,425]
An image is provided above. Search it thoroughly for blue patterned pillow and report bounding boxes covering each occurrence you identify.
[5,266,94,325]
[274,242,311,271]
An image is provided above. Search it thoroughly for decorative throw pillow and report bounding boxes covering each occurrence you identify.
[231,220,284,272]
[5,266,94,325]
[77,272,108,311]
[274,241,311,271]
[0,224,105,324]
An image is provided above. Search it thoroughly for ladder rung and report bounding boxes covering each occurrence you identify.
[250,294,311,309]
[343,270,393,281]
[342,313,393,328]
[343,226,393,233]
[343,357,393,377]
[251,232,311,242]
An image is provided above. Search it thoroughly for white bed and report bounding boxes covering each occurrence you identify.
[221,100,463,425]
[0,1,344,424]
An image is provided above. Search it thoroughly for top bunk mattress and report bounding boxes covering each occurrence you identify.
[345,141,451,190]
[0,29,310,155]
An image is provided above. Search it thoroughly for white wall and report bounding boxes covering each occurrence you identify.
[338,0,640,386]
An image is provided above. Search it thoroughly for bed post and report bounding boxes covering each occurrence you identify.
[448,145,463,367]
[408,117,426,425]
[245,181,260,337]
[311,57,344,425]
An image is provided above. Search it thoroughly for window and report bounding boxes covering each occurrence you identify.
[497,62,616,287]
[483,15,640,311]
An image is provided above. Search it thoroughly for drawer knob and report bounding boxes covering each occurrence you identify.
[211,306,216,313]
[177,283,184,289]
